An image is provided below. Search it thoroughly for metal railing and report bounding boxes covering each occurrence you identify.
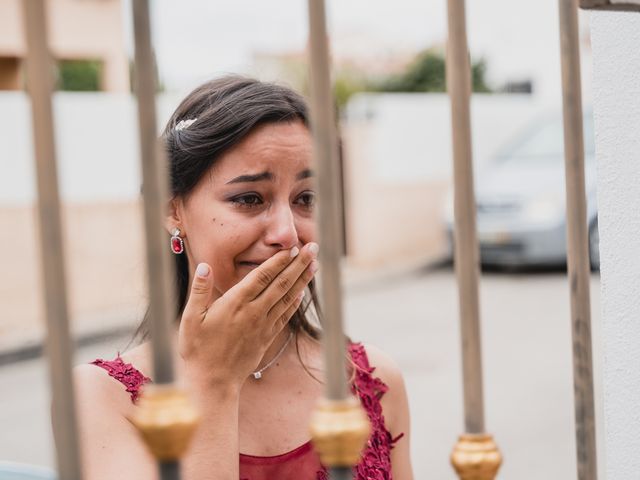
[22,0,640,478]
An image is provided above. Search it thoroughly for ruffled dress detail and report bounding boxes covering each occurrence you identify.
[90,355,151,403]
[90,342,403,479]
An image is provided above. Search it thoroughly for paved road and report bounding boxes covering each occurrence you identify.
[0,267,603,479]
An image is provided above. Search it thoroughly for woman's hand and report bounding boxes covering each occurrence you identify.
[178,243,318,390]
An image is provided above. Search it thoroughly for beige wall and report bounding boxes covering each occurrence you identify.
[0,0,129,91]
[342,123,449,269]
[0,201,146,349]
[0,186,447,349]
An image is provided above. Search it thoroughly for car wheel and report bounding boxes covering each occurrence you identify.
[589,218,600,271]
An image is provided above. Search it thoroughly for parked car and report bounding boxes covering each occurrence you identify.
[444,110,599,269]
[0,462,56,480]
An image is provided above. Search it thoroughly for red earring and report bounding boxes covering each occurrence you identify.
[170,228,184,254]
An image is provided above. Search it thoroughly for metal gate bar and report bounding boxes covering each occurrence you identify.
[558,0,598,478]
[306,0,348,404]
[306,1,371,479]
[21,1,83,479]
[130,0,176,386]
[446,0,484,435]
[127,1,198,478]
[445,1,502,478]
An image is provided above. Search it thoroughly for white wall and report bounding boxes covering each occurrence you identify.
[346,92,552,182]
[342,92,559,266]
[590,10,640,480]
[2,91,555,205]
[0,92,184,205]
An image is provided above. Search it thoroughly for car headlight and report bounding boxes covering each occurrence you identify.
[523,193,565,223]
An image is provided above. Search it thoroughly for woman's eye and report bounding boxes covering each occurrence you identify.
[296,191,316,208]
[231,193,263,207]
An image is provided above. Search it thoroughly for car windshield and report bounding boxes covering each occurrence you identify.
[495,114,595,164]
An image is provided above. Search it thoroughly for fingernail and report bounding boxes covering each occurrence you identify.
[290,246,300,258]
[309,260,319,274]
[196,263,209,278]
[298,291,305,301]
[308,243,319,254]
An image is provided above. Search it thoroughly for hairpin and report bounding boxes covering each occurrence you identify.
[175,118,198,131]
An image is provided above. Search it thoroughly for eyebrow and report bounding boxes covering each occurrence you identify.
[296,169,314,180]
[226,169,314,184]
[226,172,273,184]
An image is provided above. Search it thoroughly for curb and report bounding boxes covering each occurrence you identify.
[0,324,134,368]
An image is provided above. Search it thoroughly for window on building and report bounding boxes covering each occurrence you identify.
[0,57,22,90]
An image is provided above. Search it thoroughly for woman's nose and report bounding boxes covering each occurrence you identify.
[265,205,298,249]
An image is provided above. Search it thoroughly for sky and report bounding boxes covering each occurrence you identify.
[121,0,593,100]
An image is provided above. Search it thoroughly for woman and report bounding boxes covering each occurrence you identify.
[67,76,413,480]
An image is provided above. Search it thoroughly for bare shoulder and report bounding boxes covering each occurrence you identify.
[361,343,414,479]
[66,357,157,478]
[361,344,409,426]
[72,363,133,416]
[361,343,405,390]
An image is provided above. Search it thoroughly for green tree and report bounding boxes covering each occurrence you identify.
[471,58,491,93]
[331,49,493,111]
[378,51,446,92]
[57,60,102,91]
[333,73,366,111]
[373,50,492,94]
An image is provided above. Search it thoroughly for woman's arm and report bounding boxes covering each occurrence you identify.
[70,364,161,479]
[68,364,242,480]
[364,344,414,480]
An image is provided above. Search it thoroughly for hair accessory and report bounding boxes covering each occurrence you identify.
[175,118,197,131]
[170,228,184,254]
[252,331,293,380]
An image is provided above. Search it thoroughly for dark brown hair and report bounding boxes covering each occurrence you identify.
[128,75,322,351]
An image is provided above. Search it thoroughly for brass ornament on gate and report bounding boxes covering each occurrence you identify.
[129,384,200,461]
[309,396,371,467]
[450,433,502,480]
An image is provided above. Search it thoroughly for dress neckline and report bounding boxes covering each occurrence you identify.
[91,342,403,478]
[239,440,313,464]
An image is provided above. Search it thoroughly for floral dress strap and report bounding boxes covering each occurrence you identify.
[347,342,404,480]
[90,354,151,403]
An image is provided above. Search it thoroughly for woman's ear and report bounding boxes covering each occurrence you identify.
[165,197,182,234]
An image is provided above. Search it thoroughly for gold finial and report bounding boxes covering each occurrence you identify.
[451,433,502,480]
[129,385,200,461]
[309,396,371,467]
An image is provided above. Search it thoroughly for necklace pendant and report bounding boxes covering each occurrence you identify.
[253,371,262,380]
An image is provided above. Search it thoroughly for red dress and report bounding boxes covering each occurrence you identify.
[91,342,403,480]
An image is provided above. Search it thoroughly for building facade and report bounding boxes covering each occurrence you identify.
[0,0,128,91]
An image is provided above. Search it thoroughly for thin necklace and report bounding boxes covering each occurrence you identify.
[251,331,293,380]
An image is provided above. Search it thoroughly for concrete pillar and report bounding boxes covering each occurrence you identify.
[590,10,640,479]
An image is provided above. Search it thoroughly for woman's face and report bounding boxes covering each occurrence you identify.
[170,120,317,297]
